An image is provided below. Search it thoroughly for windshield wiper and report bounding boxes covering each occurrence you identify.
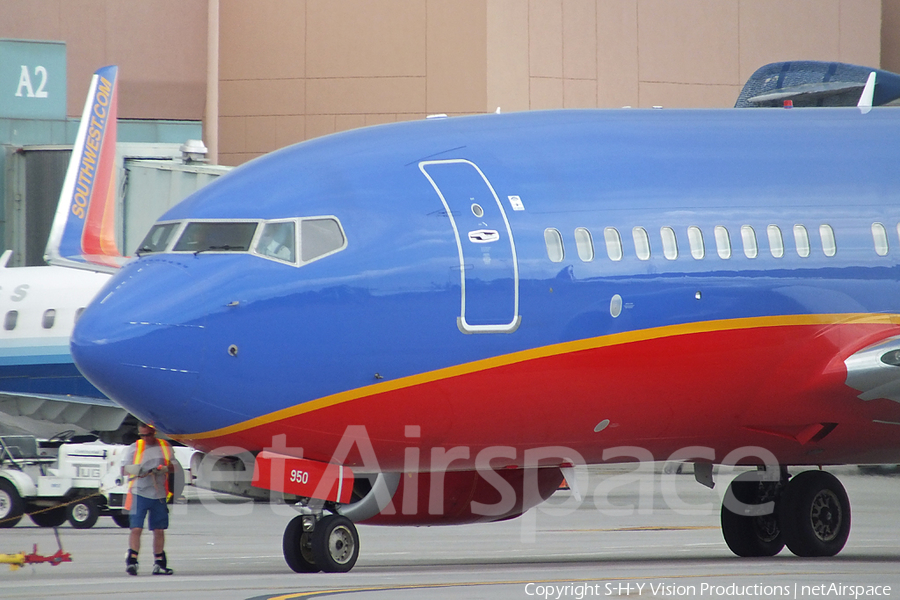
[194,245,246,256]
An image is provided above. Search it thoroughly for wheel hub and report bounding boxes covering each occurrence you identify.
[328,525,355,565]
[72,503,89,521]
[809,489,841,542]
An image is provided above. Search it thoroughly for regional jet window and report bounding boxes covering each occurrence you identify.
[767,225,784,258]
[137,222,180,254]
[544,228,564,262]
[633,227,651,260]
[794,225,810,257]
[75,308,85,322]
[42,309,56,330]
[819,224,836,257]
[256,221,296,262]
[714,226,731,259]
[661,227,678,260]
[4,311,17,331]
[604,227,623,261]
[300,218,345,263]
[873,222,889,256]
[687,226,704,259]
[741,225,758,258]
[174,222,258,253]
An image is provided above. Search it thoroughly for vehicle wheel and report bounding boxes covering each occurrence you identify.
[30,505,68,527]
[311,514,359,573]
[778,470,850,557]
[68,497,100,529]
[283,515,320,573]
[111,512,131,528]
[720,472,784,557]
[0,479,24,528]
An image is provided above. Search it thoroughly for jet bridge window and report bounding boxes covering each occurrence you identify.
[544,228,564,262]
[137,222,181,254]
[872,223,889,256]
[819,224,836,257]
[42,309,56,329]
[174,222,258,253]
[300,218,346,263]
[256,221,296,262]
[4,311,17,331]
[794,225,810,257]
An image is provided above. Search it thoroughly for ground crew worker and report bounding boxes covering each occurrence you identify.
[123,423,174,575]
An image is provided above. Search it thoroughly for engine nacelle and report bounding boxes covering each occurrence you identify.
[356,467,564,526]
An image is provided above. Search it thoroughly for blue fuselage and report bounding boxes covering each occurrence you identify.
[71,108,900,466]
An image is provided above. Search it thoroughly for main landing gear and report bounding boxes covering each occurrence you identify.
[282,506,360,573]
[721,468,850,558]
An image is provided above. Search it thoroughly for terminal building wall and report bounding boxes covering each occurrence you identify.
[1,0,898,170]
[216,0,887,165]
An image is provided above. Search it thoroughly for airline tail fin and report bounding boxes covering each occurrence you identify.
[44,65,126,273]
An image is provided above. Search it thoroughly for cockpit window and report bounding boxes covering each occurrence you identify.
[173,222,258,253]
[255,221,296,262]
[301,218,345,262]
[137,222,180,254]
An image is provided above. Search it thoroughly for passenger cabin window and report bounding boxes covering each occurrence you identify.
[794,225,810,257]
[714,226,731,259]
[256,221,296,262]
[137,222,180,254]
[687,226,704,259]
[4,311,17,331]
[75,307,86,322]
[632,227,651,260]
[300,218,345,263]
[574,227,594,262]
[174,222,258,253]
[544,228,564,262]
[873,223,889,256]
[741,225,758,258]
[819,224,836,257]
[767,225,784,258]
[604,227,623,261]
[42,309,56,330]
[661,227,678,260]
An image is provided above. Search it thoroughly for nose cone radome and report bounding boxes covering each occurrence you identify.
[71,260,206,433]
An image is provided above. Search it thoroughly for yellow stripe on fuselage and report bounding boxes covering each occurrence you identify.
[172,313,899,441]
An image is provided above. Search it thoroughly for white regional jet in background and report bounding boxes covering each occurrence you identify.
[0,250,118,437]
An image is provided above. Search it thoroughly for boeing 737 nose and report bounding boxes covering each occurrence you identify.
[71,260,208,433]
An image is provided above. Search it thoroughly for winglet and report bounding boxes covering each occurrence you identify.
[858,71,876,114]
[44,65,126,273]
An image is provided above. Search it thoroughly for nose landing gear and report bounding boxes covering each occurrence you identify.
[721,468,851,558]
[283,509,360,573]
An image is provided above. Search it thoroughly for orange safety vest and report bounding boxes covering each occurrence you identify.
[124,438,173,509]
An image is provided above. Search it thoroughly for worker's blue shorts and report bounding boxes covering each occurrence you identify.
[129,495,169,530]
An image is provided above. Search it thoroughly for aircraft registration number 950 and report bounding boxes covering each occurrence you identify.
[289,469,310,484]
